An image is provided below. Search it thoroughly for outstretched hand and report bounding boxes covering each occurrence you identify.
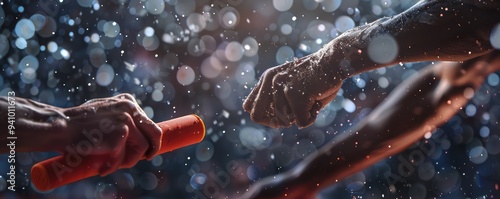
[59,93,162,176]
[243,53,344,128]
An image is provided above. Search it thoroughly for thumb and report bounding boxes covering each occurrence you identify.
[284,88,315,128]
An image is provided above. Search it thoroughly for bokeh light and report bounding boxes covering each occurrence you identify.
[0,1,498,199]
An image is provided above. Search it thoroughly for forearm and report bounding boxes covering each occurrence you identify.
[288,57,493,195]
[318,0,499,77]
[0,96,70,153]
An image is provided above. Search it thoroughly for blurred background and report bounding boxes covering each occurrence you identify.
[0,0,500,198]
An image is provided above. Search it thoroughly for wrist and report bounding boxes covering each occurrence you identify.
[24,106,71,152]
[312,39,356,81]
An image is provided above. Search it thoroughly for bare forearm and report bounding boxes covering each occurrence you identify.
[266,55,496,197]
[0,96,70,153]
[318,0,499,77]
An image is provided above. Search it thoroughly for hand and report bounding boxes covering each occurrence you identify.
[243,53,344,128]
[59,93,162,176]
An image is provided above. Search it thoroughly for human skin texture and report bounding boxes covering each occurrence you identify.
[242,0,500,198]
[0,93,162,176]
[242,51,500,199]
[243,0,500,128]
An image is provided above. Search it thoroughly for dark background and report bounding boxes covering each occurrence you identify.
[1,0,499,198]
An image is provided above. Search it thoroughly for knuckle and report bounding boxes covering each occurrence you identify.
[116,93,135,101]
[114,100,137,112]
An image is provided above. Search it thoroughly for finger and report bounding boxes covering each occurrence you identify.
[243,70,266,112]
[117,95,163,159]
[249,68,285,127]
[121,123,149,168]
[317,91,337,110]
[99,126,127,176]
[135,113,162,160]
[271,73,294,128]
[284,87,315,128]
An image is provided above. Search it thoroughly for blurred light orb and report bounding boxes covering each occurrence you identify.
[162,24,183,44]
[19,55,39,71]
[343,98,356,113]
[276,45,294,64]
[47,41,58,53]
[21,68,37,84]
[372,5,383,15]
[417,162,435,180]
[15,38,27,49]
[187,13,207,33]
[235,62,256,85]
[103,21,120,38]
[144,27,155,37]
[321,0,342,12]
[487,73,499,86]
[139,172,158,191]
[201,56,223,78]
[196,141,215,162]
[151,89,164,102]
[151,155,163,167]
[242,37,259,57]
[303,0,319,10]
[141,35,160,51]
[177,65,195,86]
[89,47,106,67]
[344,172,365,191]
[225,41,244,62]
[190,173,207,190]
[486,135,500,155]
[273,0,294,12]
[29,14,46,31]
[479,126,490,138]
[60,48,70,60]
[239,127,272,150]
[469,146,488,164]
[378,77,389,88]
[335,16,355,33]
[90,33,100,43]
[368,34,399,64]
[96,64,115,86]
[77,0,95,7]
[408,183,427,199]
[281,24,293,35]
[143,106,154,119]
[490,24,500,49]
[146,0,165,15]
[94,183,117,199]
[15,19,35,39]
[37,16,57,38]
[175,0,195,16]
[219,7,239,29]
[187,38,206,56]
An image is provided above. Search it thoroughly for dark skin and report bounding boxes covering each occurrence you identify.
[0,93,162,176]
[242,0,500,198]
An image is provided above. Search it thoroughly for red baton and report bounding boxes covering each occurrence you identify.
[31,114,205,191]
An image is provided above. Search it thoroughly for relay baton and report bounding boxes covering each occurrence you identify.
[31,114,205,191]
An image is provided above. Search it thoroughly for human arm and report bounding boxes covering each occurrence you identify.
[0,93,162,176]
[242,51,500,199]
[243,0,500,128]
